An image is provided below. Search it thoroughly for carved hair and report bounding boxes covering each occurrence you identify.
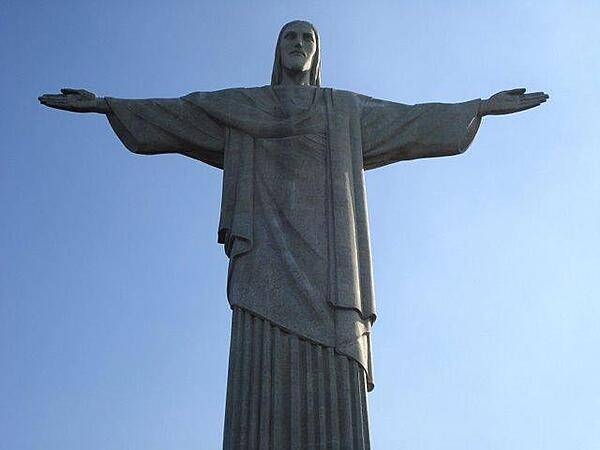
[271,20,322,87]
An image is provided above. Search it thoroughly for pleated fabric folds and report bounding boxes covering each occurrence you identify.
[223,307,371,450]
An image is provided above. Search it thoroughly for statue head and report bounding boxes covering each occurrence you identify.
[271,20,321,87]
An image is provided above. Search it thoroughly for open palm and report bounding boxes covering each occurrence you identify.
[481,88,549,116]
[38,88,105,113]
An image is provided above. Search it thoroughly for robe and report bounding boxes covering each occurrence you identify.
[105,86,481,448]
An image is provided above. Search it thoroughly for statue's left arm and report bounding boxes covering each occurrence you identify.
[361,88,548,170]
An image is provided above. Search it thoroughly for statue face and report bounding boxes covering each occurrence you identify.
[279,22,317,73]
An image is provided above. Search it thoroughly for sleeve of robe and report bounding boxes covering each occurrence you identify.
[360,96,483,170]
[104,95,225,169]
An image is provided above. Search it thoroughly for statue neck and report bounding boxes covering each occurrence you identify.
[280,68,311,86]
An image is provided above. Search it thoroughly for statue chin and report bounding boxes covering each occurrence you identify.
[284,64,310,73]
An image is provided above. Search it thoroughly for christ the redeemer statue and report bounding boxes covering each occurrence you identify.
[39,20,548,450]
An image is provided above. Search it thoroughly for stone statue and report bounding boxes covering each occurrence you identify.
[39,20,548,450]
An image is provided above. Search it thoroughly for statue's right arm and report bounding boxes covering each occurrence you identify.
[38,88,110,114]
[39,88,225,169]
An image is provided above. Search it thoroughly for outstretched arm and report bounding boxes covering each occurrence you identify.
[38,88,225,169]
[361,88,549,170]
[38,88,110,114]
[361,96,482,170]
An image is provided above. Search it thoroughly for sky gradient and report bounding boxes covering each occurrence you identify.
[2,1,599,449]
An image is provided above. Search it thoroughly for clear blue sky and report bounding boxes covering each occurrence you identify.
[2,1,599,449]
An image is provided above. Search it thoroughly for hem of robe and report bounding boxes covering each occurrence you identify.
[228,303,374,392]
[224,306,372,450]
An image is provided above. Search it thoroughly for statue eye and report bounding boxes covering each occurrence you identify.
[284,31,297,40]
[304,33,314,42]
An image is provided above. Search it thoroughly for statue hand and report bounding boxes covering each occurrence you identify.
[38,88,109,113]
[480,88,549,116]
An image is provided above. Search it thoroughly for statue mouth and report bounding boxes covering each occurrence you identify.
[290,50,306,57]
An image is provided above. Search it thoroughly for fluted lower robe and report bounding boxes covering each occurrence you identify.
[105,86,481,449]
[224,308,370,450]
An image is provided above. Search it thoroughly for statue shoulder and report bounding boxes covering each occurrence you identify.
[323,87,368,111]
[182,86,274,109]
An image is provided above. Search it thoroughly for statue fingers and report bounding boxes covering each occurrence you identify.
[517,102,545,112]
[522,91,545,97]
[38,93,84,111]
[38,93,60,101]
[520,92,548,101]
[504,87,527,96]
[514,100,546,112]
[519,96,547,106]
[38,93,68,105]
[60,88,95,99]
[60,88,92,96]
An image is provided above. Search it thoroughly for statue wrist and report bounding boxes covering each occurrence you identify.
[94,97,110,114]
[479,98,491,116]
